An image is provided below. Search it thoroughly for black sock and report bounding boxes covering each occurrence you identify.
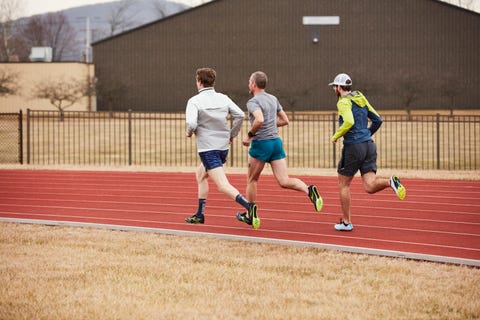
[196,199,206,216]
[235,194,251,210]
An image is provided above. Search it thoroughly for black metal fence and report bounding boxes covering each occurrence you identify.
[0,111,23,164]
[2,109,479,170]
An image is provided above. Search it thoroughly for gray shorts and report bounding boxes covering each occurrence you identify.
[337,140,377,177]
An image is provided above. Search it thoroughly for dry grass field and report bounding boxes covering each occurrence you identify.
[1,222,479,320]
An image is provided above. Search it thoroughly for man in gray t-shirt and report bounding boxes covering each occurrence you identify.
[236,71,324,226]
[246,91,282,141]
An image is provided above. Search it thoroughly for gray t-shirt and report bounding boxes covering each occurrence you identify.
[246,92,283,140]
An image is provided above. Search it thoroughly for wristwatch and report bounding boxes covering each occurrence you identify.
[248,131,256,138]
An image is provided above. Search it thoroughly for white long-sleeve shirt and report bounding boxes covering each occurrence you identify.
[185,87,245,152]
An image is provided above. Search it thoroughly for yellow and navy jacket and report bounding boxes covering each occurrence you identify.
[332,91,382,145]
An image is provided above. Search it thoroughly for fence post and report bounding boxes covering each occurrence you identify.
[128,109,132,166]
[436,113,440,170]
[332,112,337,167]
[26,108,30,164]
[18,110,23,164]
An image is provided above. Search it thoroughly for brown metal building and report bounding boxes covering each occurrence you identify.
[92,0,480,112]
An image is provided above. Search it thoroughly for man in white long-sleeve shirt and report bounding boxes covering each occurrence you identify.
[185,68,260,229]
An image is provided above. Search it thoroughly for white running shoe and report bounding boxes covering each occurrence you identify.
[334,219,353,231]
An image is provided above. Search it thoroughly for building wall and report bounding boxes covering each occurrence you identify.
[93,0,480,112]
[0,62,95,113]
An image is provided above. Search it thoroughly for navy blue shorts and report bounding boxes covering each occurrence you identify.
[199,149,229,171]
[249,138,286,163]
[338,140,377,176]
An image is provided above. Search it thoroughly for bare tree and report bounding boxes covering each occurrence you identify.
[16,12,77,61]
[276,85,317,113]
[439,75,463,116]
[79,73,97,112]
[396,77,422,120]
[0,0,25,61]
[95,77,127,116]
[0,68,19,96]
[33,77,86,120]
[107,0,140,36]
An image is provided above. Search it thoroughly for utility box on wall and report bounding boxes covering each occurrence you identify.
[29,47,53,62]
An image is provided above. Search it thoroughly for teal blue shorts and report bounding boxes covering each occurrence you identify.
[249,138,286,163]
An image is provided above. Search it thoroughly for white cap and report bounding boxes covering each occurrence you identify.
[329,73,352,86]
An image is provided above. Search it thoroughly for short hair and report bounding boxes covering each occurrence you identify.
[250,71,268,89]
[196,68,216,87]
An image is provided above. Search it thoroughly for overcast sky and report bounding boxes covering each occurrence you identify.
[21,0,480,18]
[22,0,209,17]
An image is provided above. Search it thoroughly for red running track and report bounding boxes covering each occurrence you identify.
[0,169,479,266]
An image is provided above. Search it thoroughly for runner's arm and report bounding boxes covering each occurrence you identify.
[277,110,289,127]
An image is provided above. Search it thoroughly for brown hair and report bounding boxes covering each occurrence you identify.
[196,68,216,87]
[341,77,352,91]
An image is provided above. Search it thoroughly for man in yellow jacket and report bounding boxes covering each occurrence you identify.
[330,73,406,231]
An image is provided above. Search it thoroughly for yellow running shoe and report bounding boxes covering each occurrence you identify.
[308,185,323,212]
[390,176,406,200]
[248,203,260,230]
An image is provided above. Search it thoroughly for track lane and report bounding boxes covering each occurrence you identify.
[1,169,479,264]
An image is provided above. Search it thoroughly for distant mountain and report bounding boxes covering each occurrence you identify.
[25,0,190,61]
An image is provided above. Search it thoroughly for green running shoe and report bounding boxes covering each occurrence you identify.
[308,185,323,212]
[390,176,406,200]
[248,203,260,230]
[185,214,204,224]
